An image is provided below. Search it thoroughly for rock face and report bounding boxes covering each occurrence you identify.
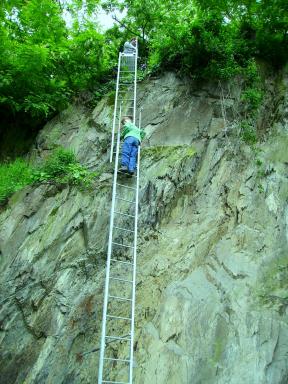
[0,72,288,384]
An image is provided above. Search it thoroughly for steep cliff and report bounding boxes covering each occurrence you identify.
[0,72,288,384]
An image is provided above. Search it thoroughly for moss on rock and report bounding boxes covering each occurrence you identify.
[142,145,196,160]
[256,253,288,312]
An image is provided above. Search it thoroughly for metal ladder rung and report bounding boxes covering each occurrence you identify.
[114,211,135,218]
[115,119,135,124]
[103,357,130,363]
[107,315,132,321]
[117,171,137,179]
[108,295,132,302]
[102,381,129,384]
[115,111,134,114]
[116,183,136,190]
[112,241,133,249]
[106,335,131,341]
[111,258,133,265]
[113,226,134,233]
[115,110,134,113]
[109,277,133,283]
[116,196,136,204]
[115,111,134,116]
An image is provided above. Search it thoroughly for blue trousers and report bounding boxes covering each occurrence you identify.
[121,136,139,172]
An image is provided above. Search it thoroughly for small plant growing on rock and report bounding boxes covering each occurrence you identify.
[0,147,96,206]
[0,159,32,205]
[239,60,264,146]
[33,148,95,187]
[241,87,264,112]
[36,148,77,179]
[240,120,257,145]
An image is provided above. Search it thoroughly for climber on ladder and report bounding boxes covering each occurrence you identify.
[123,38,137,54]
[123,38,137,72]
[119,116,145,176]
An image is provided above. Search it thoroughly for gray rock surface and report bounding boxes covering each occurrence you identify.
[0,72,288,383]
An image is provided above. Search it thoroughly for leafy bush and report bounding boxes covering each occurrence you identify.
[0,159,33,204]
[36,148,77,179]
[0,148,96,205]
[236,58,264,146]
[33,148,95,187]
[241,87,264,112]
[1,0,287,149]
[106,0,287,79]
[240,121,257,145]
[0,0,117,136]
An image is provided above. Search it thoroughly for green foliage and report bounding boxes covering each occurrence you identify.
[1,0,288,146]
[240,120,257,145]
[0,0,116,126]
[256,158,265,179]
[35,148,77,179]
[33,148,95,187]
[241,87,264,111]
[256,254,288,311]
[105,0,288,79]
[241,59,264,113]
[257,183,264,194]
[93,80,115,105]
[0,147,96,205]
[0,159,32,204]
[237,59,264,146]
[142,145,196,163]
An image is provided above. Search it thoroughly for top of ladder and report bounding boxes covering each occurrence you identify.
[110,39,138,164]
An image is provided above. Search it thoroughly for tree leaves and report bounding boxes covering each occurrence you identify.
[0,0,114,126]
[106,0,288,78]
[0,0,287,144]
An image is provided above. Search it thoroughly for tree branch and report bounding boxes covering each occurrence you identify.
[54,0,64,11]
[112,15,144,40]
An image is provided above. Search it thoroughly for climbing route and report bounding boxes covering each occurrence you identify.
[98,41,140,384]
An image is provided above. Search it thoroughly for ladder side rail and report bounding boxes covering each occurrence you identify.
[98,105,123,384]
[110,53,122,163]
[133,40,138,125]
[128,110,142,384]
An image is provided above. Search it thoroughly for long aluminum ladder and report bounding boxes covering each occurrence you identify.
[98,42,140,384]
